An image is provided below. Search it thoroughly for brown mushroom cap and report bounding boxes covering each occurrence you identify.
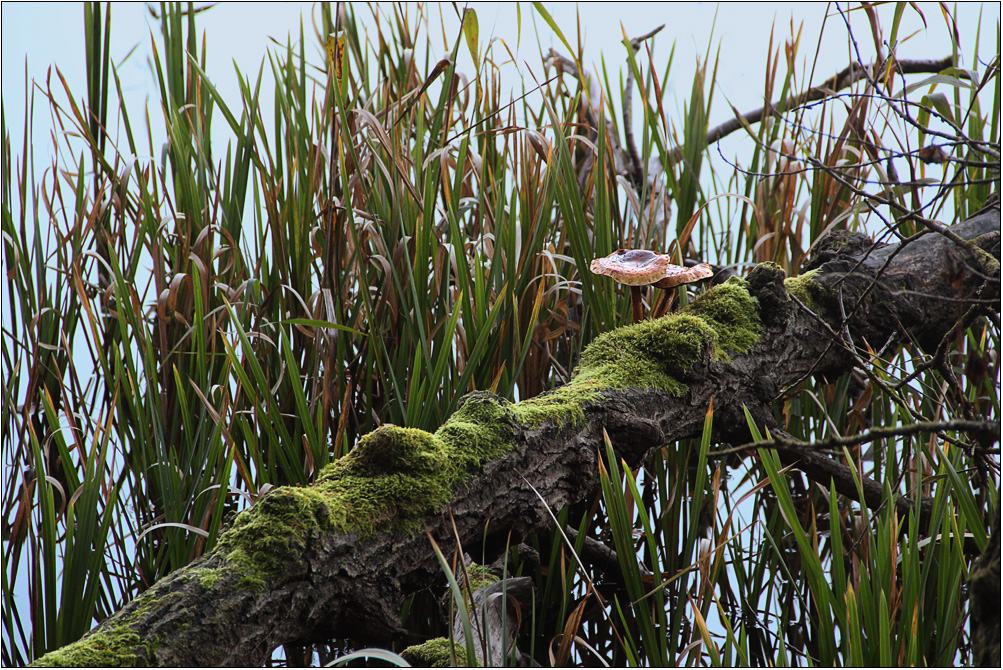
[589,249,714,288]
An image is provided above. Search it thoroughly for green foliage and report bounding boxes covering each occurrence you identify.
[2,1,998,667]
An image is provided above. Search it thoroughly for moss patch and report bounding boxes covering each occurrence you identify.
[173,406,519,595]
[506,280,761,421]
[687,278,762,358]
[400,637,464,667]
[32,628,146,667]
[575,314,711,396]
[510,380,600,428]
[434,393,518,470]
[317,425,464,539]
[784,269,830,314]
[216,486,335,589]
[31,586,173,667]
[460,563,500,598]
[571,277,763,396]
[310,400,520,541]
[198,565,226,591]
[198,426,462,590]
[337,425,448,478]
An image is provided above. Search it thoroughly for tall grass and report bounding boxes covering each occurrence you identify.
[2,2,998,666]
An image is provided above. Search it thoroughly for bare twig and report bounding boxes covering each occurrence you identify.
[623,25,664,190]
[667,56,958,166]
[711,419,1000,457]
[711,420,998,531]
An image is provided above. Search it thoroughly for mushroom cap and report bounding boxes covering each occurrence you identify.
[589,249,714,288]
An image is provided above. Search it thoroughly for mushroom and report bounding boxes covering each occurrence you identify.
[589,249,714,323]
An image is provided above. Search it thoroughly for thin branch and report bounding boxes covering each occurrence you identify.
[667,56,957,166]
[834,3,1000,161]
[711,420,1000,457]
[714,421,997,531]
[622,25,664,190]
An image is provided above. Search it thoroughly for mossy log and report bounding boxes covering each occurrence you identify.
[32,204,1000,666]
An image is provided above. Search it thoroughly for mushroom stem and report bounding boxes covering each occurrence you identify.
[630,285,644,324]
[651,287,675,320]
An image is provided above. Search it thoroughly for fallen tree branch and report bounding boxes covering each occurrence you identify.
[33,201,1000,666]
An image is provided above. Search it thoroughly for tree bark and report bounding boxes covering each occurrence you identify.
[33,203,1000,667]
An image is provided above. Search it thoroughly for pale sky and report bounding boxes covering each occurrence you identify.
[3,2,998,186]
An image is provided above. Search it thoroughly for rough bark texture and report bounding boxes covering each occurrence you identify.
[32,203,1000,667]
[970,513,1001,668]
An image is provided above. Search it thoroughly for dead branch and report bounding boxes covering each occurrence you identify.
[31,201,999,667]
[672,56,958,165]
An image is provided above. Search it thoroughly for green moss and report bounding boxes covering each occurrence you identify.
[31,582,180,666]
[215,486,335,589]
[434,393,517,469]
[178,413,519,594]
[970,241,1001,277]
[400,637,465,667]
[461,564,500,595]
[33,627,146,667]
[315,425,468,538]
[571,278,763,396]
[511,380,600,428]
[337,425,448,477]
[575,315,709,396]
[324,472,451,537]
[309,410,519,540]
[198,566,224,590]
[687,278,762,358]
[784,269,830,314]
